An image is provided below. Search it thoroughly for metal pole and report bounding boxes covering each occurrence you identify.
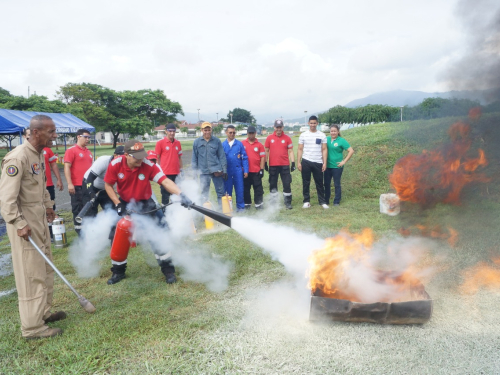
[93,133,96,160]
[304,110,307,126]
[28,236,96,313]
[216,113,218,122]
[197,109,200,123]
[64,133,67,151]
[400,106,403,122]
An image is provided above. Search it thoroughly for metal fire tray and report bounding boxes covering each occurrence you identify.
[309,287,433,325]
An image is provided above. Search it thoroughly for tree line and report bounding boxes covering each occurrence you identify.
[0,83,183,147]
[318,97,500,125]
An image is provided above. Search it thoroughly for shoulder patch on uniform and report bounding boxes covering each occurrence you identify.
[6,165,18,176]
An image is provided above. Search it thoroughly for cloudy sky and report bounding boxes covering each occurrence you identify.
[0,0,477,122]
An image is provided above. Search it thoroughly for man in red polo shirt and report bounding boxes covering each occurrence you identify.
[155,123,183,205]
[64,129,93,236]
[242,125,265,209]
[104,139,192,285]
[264,119,296,209]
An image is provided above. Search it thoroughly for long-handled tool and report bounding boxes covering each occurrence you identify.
[75,191,101,224]
[28,236,96,313]
[187,203,232,228]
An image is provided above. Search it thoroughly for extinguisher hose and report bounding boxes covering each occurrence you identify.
[127,202,175,216]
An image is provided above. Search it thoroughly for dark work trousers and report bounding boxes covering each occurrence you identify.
[70,185,84,236]
[160,175,177,205]
[324,167,344,205]
[301,159,326,204]
[268,165,292,194]
[46,185,56,240]
[81,178,114,218]
[244,172,264,206]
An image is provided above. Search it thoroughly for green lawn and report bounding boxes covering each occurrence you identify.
[1,117,499,374]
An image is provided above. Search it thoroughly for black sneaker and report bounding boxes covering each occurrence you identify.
[165,273,177,284]
[107,273,126,285]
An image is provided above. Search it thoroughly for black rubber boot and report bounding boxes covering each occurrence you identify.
[107,263,127,285]
[284,195,293,210]
[159,260,177,284]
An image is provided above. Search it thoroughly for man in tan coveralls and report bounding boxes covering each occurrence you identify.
[0,115,66,339]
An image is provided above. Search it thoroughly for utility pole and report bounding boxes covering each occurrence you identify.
[197,109,200,123]
[400,106,404,122]
[28,86,30,98]
[230,112,233,124]
[304,110,308,126]
[216,112,218,122]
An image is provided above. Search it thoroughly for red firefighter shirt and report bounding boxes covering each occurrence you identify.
[43,147,58,187]
[242,139,266,173]
[264,132,293,166]
[104,157,166,202]
[64,144,93,186]
[155,137,182,175]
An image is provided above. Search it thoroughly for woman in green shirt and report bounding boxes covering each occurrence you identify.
[324,125,354,206]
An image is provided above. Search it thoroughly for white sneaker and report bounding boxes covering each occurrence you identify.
[321,204,329,209]
[302,202,311,208]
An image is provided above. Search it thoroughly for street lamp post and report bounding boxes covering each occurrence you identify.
[304,110,308,126]
[197,109,200,123]
[400,106,404,122]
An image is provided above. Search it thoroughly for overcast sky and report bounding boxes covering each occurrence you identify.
[0,0,474,122]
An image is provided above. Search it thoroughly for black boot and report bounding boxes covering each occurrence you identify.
[159,260,177,284]
[107,263,127,285]
[284,195,293,210]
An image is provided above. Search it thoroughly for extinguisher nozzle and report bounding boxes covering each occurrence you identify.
[79,296,96,313]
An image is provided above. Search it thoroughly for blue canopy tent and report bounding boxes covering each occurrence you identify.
[0,109,96,157]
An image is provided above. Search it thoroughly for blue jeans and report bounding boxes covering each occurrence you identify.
[200,173,225,208]
[324,167,343,204]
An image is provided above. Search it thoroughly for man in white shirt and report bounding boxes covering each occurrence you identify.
[297,116,328,209]
[81,146,125,218]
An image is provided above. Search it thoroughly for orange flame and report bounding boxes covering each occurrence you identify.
[389,123,489,206]
[460,257,500,294]
[308,229,429,303]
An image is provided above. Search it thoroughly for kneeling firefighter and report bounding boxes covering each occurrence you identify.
[81,146,125,217]
[103,140,192,285]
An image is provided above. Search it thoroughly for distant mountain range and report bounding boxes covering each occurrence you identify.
[177,89,492,126]
[343,89,490,108]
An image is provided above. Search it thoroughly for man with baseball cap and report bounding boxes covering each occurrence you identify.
[104,139,193,285]
[192,122,227,208]
[155,124,183,206]
[242,125,265,209]
[264,119,295,209]
[81,146,125,219]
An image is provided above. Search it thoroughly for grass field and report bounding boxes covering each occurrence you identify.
[1,117,499,374]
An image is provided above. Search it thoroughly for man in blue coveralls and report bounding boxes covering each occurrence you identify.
[222,125,249,212]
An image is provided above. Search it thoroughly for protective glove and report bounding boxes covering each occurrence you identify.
[265,162,269,172]
[180,193,193,208]
[116,202,126,216]
[259,169,264,178]
[291,162,296,172]
[222,173,228,181]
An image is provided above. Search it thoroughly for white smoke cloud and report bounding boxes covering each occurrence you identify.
[69,209,118,278]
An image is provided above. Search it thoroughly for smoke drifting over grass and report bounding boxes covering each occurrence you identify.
[69,209,118,278]
[232,218,437,310]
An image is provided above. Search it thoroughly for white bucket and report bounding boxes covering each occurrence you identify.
[380,194,400,216]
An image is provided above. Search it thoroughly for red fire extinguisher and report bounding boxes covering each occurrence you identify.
[110,216,134,262]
